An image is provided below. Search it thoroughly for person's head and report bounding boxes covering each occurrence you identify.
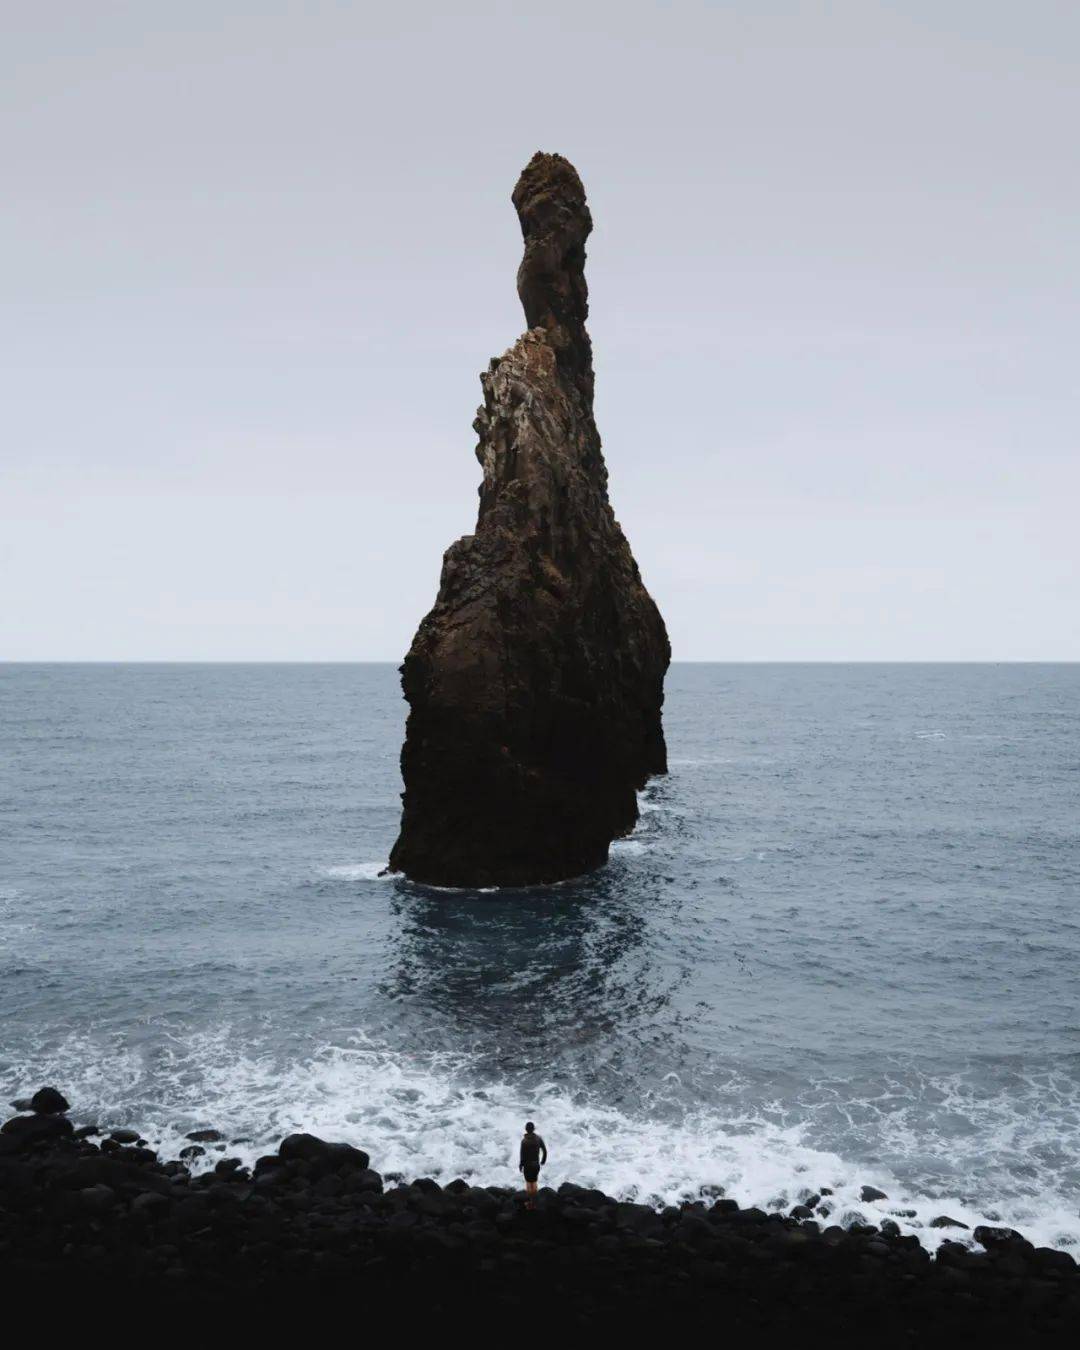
[524,1121,535,1134]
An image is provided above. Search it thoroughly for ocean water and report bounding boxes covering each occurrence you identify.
[1,662,1078,1251]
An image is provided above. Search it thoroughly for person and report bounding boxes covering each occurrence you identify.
[518,1120,547,1207]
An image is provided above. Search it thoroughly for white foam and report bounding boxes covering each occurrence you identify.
[319,862,390,881]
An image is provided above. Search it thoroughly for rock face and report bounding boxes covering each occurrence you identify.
[389,152,670,887]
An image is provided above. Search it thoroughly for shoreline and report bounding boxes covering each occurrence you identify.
[2,1089,1078,1337]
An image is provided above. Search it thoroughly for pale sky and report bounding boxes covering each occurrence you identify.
[3,1,1078,660]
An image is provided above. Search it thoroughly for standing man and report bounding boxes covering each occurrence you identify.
[518,1120,547,1207]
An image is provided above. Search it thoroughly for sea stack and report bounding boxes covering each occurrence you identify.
[389,152,670,887]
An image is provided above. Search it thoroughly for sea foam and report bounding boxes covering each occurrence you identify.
[8,1027,1080,1256]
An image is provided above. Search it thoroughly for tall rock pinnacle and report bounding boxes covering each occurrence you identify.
[388,152,670,887]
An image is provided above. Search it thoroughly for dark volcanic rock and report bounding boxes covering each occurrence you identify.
[30,1086,70,1114]
[278,1133,369,1172]
[388,151,670,887]
[0,1112,74,1149]
[974,1225,1033,1254]
[2,1088,1080,1339]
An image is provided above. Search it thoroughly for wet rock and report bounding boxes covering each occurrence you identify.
[30,1086,70,1114]
[130,1191,171,1219]
[110,1129,140,1144]
[614,1203,663,1237]
[1032,1246,1077,1273]
[860,1185,888,1203]
[179,1145,205,1161]
[973,1225,1027,1249]
[1,1112,74,1148]
[557,1182,608,1209]
[729,1207,768,1226]
[114,1145,158,1166]
[936,1241,973,1269]
[347,1168,383,1194]
[388,151,670,887]
[78,1184,116,1214]
[10,1098,33,1112]
[60,1154,173,1196]
[73,1124,101,1139]
[277,1134,369,1172]
[930,1216,970,1230]
[185,1129,223,1143]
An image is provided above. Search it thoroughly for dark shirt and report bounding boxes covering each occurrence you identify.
[519,1133,547,1166]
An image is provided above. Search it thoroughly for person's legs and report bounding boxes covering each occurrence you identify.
[525,1179,537,1208]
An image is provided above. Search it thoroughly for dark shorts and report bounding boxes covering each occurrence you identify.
[522,1161,540,1183]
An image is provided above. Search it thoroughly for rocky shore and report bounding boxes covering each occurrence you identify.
[2,1089,1078,1339]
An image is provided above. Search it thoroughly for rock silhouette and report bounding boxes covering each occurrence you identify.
[389,153,670,887]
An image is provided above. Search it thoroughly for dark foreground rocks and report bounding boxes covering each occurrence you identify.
[389,151,670,887]
[1,1094,1078,1340]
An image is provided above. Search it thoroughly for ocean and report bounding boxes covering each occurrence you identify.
[1,662,1077,1251]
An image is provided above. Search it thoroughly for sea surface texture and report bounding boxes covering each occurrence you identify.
[1,663,1077,1251]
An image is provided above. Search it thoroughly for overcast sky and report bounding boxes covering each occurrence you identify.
[3,1,1077,660]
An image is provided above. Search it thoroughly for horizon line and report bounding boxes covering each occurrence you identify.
[2,659,1077,667]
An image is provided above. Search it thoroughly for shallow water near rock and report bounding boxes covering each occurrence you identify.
[1,662,1077,1251]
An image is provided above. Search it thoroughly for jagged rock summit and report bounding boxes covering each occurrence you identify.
[389,152,670,887]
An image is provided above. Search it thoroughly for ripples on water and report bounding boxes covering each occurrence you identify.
[1,663,1077,1250]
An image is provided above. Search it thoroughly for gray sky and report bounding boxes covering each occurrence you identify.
[3,1,1077,660]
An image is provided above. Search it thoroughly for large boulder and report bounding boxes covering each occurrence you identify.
[974,1225,1035,1257]
[277,1133,369,1172]
[29,1087,70,1114]
[0,1112,74,1150]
